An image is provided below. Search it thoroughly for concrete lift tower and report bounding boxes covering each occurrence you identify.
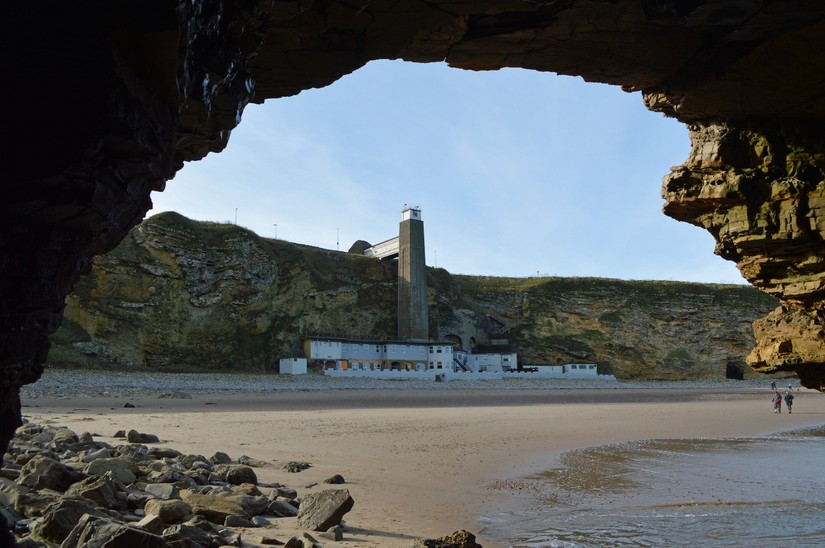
[398,206,428,341]
[362,207,429,341]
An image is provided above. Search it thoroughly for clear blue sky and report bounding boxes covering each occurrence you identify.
[149,60,745,284]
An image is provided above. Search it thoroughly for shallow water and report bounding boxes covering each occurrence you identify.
[479,425,825,547]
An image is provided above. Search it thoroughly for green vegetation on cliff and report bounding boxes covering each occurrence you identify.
[448,275,778,379]
[50,213,779,380]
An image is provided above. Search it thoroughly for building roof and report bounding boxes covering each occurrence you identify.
[306,335,453,346]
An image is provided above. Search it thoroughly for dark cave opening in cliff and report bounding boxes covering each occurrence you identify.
[726,361,745,380]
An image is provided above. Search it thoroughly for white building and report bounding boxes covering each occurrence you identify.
[464,344,518,373]
[279,357,307,375]
[304,336,454,372]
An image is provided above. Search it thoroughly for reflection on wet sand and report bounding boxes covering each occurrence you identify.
[482,426,825,547]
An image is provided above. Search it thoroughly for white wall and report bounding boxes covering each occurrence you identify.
[279,357,307,375]
[309,339,342,360]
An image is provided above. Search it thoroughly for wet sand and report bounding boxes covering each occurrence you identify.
[21,385,825,547]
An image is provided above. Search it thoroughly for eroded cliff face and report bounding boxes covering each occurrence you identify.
[55,213,397,370]
[441,276,777,381]
[52,214,776,381]
[662,122,825,388]
[4,0,825,459]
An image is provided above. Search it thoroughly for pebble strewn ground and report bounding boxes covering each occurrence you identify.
[20,368,773,400]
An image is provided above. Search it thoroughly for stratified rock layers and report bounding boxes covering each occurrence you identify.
[52,213,777,382]
[662,122,825,388]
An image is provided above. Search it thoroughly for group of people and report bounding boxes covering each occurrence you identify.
[770,381,795,413]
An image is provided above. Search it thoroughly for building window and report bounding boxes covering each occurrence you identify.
[436,348,442,353]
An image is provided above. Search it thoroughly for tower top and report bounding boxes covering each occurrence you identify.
[401,205,421,221]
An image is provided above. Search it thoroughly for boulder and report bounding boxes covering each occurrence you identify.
[29,498,106,544]
[323,474,345,484]
[40,426,79,447]
[161,523,221,547]
[17,456,84,492]
[231,493,270,516]
[224,514,255,527]
[268,500,299,517]
[84,458,138,485]
[143,499,192,524]
[230,483,263,496]
[318,524,344,541]
[64,475,119,508]
[144,482,179,500]
[148,447,182,459]
[251,515,271,527]
[127,430,160,444]
[135,514,165,535]
[215,464,257,485]
[0,477,28,508]
[14,489,62,518]
[179,454,211,469]
[180,491,250,524]
[284,532,319,548]
[61,513,165,548]
[81,448,112,463]
[296,489,354,531]
[210,451,232,465]
[411,529,484,548]
[78,432,94,444]
[269,486,298,500]
[238,455,268,467]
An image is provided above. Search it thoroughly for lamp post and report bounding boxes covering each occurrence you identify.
[273,223,277,239]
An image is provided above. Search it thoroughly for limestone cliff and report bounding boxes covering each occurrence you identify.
[51,213,777,380]
[54,212,397,370]
[439,275,777,380]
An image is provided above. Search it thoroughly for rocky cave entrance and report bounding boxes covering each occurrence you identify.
[726,361,745,381]
[5,6,825,522]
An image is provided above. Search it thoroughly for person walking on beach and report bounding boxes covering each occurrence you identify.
[773,390,783,413]
[785,390,795,413]
[770,380,776,390]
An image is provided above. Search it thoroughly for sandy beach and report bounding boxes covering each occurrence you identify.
[19,374,825,547]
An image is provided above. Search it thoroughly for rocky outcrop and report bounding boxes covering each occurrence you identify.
[296,489,354,531]
[2,419,346,546]
[442,275,777,381]
[4,1,825,462]
[662,122,825,388]
[412,529,483,548]
[51,213,777,381]
[53,212,397,371]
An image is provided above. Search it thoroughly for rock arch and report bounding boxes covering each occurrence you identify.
[4,1,825,461]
